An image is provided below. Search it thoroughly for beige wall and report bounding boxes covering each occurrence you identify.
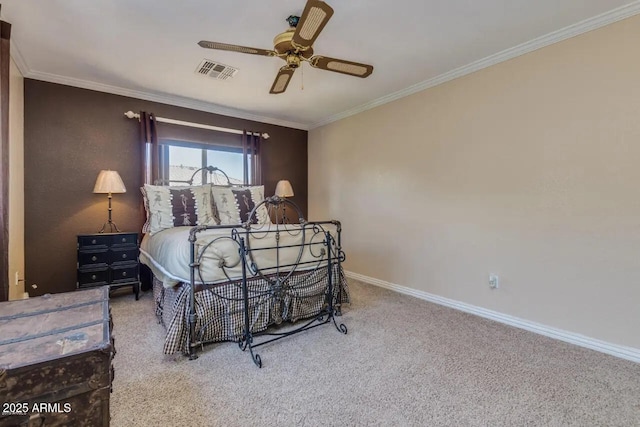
[9,57,24,300]
[309,15,640,349]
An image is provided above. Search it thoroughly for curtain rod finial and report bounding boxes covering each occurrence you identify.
[262,133,270,139]
[124,111,139,119]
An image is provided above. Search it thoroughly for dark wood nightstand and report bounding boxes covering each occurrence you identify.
[77,232,140,300]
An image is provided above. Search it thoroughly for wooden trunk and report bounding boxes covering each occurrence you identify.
[0,287,113,427]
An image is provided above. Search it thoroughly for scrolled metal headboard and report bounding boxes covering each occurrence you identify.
[154,165,234,186]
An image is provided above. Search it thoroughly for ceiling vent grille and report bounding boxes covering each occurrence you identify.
[195,59,238,80]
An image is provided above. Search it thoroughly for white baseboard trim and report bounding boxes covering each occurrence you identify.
[345,270,640,364]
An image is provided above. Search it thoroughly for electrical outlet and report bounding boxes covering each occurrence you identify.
[14,271,19,286]
[489,274,499,289]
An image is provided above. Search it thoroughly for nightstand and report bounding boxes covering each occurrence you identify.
[77,232,140,300]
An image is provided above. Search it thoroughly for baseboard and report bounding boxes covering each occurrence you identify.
[345,271,640,364]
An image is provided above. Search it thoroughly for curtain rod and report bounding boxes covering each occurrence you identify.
[123,111,270,139]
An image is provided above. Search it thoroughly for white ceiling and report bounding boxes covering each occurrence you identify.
[3,1,639,130]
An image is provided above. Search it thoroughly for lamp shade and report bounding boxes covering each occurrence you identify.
[93,170,127,194]
[275,180,294,197]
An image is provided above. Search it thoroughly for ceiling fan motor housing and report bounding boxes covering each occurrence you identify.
[273,29,314,58]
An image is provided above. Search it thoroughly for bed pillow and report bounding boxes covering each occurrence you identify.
[142,184,216,235]
[140,186,151,234]
[211,185,269,225]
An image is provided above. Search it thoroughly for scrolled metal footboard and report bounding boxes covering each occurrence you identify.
[186,196,347,367]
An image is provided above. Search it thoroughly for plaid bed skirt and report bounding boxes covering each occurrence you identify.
[153,265,349,354]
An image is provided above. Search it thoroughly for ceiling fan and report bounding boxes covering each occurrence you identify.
[198,0,374,94]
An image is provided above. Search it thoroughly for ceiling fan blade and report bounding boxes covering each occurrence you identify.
[291,0,334,51]
[269,67,296,94]
[309,56,374,78]
[198,40,276,57]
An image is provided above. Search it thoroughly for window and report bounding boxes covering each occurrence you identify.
[160,141,249,186]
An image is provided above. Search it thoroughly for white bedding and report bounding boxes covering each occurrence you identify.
[140,223,338,288]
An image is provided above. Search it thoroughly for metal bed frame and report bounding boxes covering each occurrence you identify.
[164,166,348,367]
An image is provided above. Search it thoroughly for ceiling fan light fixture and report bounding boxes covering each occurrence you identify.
[286,54,301,68]
[198,0,373,94]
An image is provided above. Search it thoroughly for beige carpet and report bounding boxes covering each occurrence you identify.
[109,280,640,426]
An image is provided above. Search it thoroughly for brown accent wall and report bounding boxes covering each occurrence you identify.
[24,79,307,296]
[0,22,10,301]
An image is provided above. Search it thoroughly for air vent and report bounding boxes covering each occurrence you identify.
[195,59,238,80]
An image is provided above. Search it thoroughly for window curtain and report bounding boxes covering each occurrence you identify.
[0,18,10,301]
[138,115,262,187]
[139,112,159,185]
[242,131,263,186]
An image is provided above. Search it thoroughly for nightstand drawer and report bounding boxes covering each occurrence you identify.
[78,249,109,267]
[112,233,137,247]
[109,247,138,264]
[110,265,139,284]
[79,234,111,249]
[78,268,109,287]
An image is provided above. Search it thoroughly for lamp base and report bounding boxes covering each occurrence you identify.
[99,193,122,233]
[99,221,121,233]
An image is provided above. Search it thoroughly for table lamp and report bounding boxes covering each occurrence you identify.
[275,180,294,223]
[94,170,126,233]
[275,180,294,199]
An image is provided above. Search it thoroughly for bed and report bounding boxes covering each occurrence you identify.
[139,166,349,366]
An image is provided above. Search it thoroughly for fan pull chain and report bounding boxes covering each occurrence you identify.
[301,63,304,91]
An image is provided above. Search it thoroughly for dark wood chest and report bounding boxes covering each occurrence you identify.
[77,232,140,300]
[0,287,114,426]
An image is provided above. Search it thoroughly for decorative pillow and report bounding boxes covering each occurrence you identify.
[141,186,151,234]
[211,185,269,225]
[142,184,216,234]
[210,190,221,225]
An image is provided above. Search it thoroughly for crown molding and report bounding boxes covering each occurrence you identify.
[4,12,306,129]
[9,39,29,76]
[309,1,640,129]
[345,271,640,364]
[8,1,640,131]
[21,69,309,131]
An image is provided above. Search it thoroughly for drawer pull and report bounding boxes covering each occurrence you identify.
[91,256,97,262]
[122,271,127,277]
[91,239,97,244]
[91,274,97,280]
[122,254,127,259]
[121,237,127,243]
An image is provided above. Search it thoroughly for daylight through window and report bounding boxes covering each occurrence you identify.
[162,143,249,186]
